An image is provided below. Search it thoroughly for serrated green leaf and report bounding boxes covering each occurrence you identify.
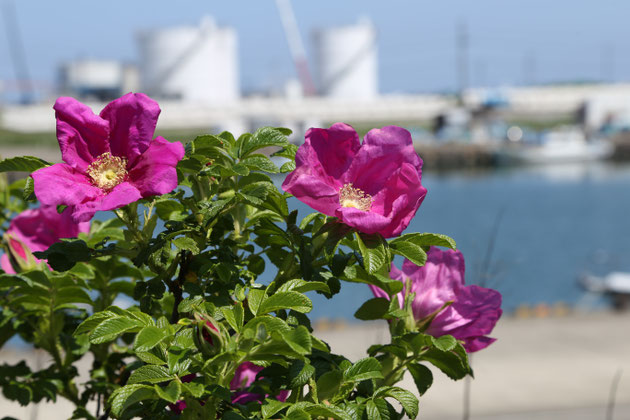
[172,237,200,254]
[128,365,174,385]
[109,384,156,417]
[316,370,343,401]
[281,326,312,355]
[391,233,456,250]
[388,239,427,267]
[0,156,51,173]
[407,363,433,396]
[89,316,142,344]
[375,387,419,419]
[280,161,295,173]
[365,400,382,420]
[241,155,279,173]
[74,311,117,336]
[262,399,290,419]
[247,288,266,316]
[355,232,389,274]
[354,298,390,321]
[133,326,169,352]
[344,357,383,383]
[154,380,181,404]
[258,291,312,314]
[242,127,290,157]
[422,347,471,380]
[433,335,457,352]
[22,177,34,201]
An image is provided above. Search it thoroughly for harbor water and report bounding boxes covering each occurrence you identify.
[296,161,630,320]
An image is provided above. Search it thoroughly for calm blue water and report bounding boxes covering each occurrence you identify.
[296,162,630,320]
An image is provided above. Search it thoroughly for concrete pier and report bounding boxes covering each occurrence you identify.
[2,312,630,419]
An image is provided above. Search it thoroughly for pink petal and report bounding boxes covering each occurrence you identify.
[0,254,15,274]
[99,182,143,211]
[283,165,341,216]
[335,206,391,234]
[99,93,161,165]
[302,123,360,180]
[343,126,420,195]
[32,163,103,209]
[127,137,184,197]
[54,97,110,171]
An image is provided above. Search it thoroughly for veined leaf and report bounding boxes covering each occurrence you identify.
[0,156,51,173]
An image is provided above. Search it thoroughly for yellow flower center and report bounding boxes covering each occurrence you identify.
[339,183,372,212]
[86,152,128,191]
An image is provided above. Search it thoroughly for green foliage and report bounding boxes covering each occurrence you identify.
[0,126,475,420]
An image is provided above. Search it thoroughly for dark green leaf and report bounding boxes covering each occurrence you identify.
[354,298,390,321]
[133,326,169,352]
[344,357,383,383]
[0,156,51,173]
[128,365,174,385]
[89,316,142,344]
[407,363,433,396]
[108,384,156,417]
[258,291,312,315]
[154,380,181,404]
[355,233,389,274]
[172,237,200,254]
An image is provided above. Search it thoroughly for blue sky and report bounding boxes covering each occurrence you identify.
[1,0,630,96]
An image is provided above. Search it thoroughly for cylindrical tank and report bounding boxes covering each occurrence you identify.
[313,18,378,99]
[138,17,239,104]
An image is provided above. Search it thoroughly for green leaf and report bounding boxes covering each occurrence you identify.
[109,384,156,417]
[407,363,433,396]
[172,237,200,254]
[316,370,343,401]
[133,326,169,352]
[33,240,92,271]
[392,233,457,250]
[262,399,290,419]
[241,127,290,157]
[365,400,382,420]
[281,326,312,355]
[247,288,266,316]
[127,365,174,385]
[344,357,383,383]
[374,387,419,419]
[0,156,51,172]
[22,177,34,201]
[288,360,315,388]
[433,335,457,352]
[154,380,181,404]
[354,298,390,321]
[74,311,117,336]
[258,291,312,315]
[355,232,389,274]
[241,155,279,173]
[422,347,471,380]
[388,238,427,267]
[89,316,142,344]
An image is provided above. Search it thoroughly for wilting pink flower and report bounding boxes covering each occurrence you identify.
[32,93,185,222]
[282,123,427,238]
[231,362,289,405]
[370,247,502,352]
[1,205,90,273]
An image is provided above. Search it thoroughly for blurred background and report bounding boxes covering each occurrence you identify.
[2,0,630,418]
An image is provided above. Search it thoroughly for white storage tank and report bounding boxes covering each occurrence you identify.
[313,18,378,99]
[138,17,239,104]
[59,59,123,100]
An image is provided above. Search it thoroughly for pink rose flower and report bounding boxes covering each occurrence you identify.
[1,205,90,273]
[231,362,289,405]
[282,123,427,238]
[370,247,502,352]
[32,93,185,222]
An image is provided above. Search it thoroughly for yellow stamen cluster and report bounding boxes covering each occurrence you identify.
[86,152,128,191]
[339,183,373,212]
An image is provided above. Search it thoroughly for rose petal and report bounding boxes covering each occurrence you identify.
[54,97,110,171]
[32,164,103,208]
[302,123,360,180]
[99,93,161,165]
[0,254,14,274]
[343,126,420,195]
[283,165,341,216]
[127,137,184,197]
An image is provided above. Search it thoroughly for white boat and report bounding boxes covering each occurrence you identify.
[496,126,614,165]
[579,272,630,310]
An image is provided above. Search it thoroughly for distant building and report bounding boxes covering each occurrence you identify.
[313,17,378,99]
[137,17,239,104]
[58,59,138,101]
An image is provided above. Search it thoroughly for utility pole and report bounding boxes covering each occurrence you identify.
[456,20,469,101]
[1,0,35,104]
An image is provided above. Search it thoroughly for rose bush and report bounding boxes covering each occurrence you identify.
[0,93,501,419]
